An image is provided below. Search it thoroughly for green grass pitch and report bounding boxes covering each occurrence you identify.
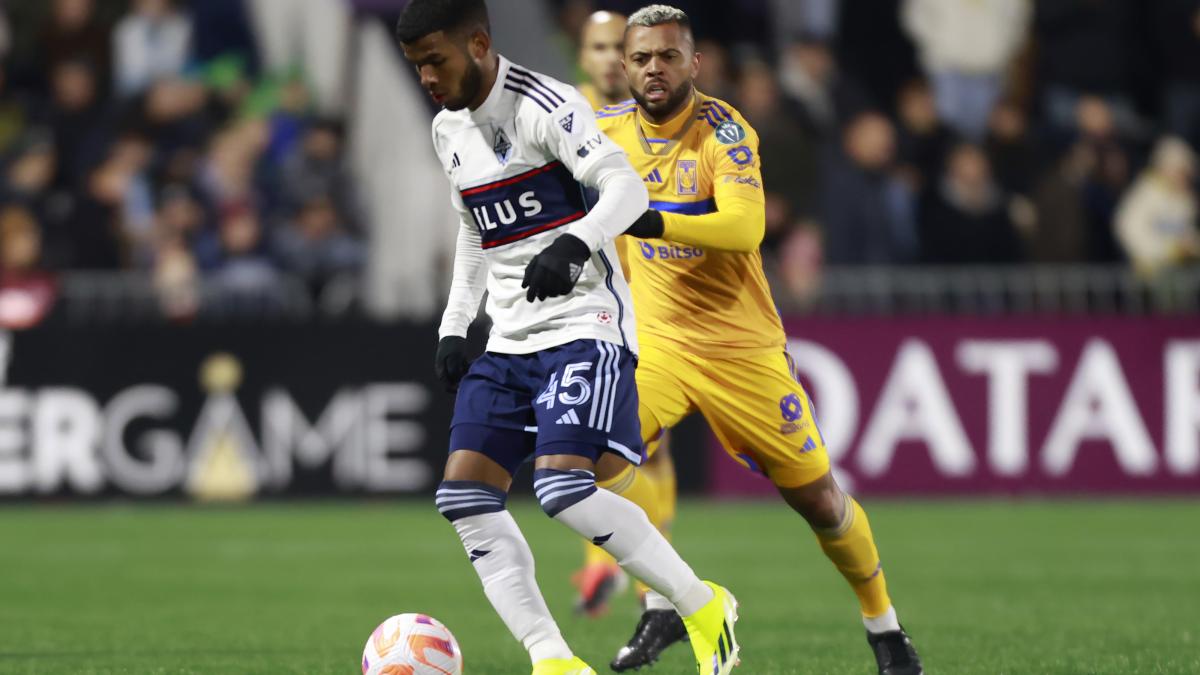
[1,500,1198,674]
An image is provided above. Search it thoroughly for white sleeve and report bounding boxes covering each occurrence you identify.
[533,91,648,251]
[438,193,488,340]
[564,153,649,251]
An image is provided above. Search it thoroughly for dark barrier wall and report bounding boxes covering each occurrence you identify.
[4,317,1199,499]
[0,323,454,499]
[714,317,1200,496]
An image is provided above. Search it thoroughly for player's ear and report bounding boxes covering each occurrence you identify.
[690,49,701,79]
[466,28,491,60]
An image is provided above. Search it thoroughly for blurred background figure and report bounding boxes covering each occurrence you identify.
[1115,136,1199,279]
[902,0,1030,140]
[113,0,192,97]
[576,10,628,109]
[0,204,57,329]
[822,111,918,265]
[918,142,1024,264]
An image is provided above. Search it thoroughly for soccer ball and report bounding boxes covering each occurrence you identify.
[362,614,463,675]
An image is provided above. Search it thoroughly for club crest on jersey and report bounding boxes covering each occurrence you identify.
[676,160,698,196]
[493,128,513,165]
[715,120,747,145]
[559,112,575,133]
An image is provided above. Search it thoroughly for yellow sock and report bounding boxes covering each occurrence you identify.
[584,464,664,567]
[814,494,892,618]
[643,441,677,537]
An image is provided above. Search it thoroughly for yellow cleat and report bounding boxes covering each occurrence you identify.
[532,656,598,675]
[682,581,740,675]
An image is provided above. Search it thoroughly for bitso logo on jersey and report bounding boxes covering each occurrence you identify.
[715,119,747,145]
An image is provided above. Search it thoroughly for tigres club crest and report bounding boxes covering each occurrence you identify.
[676,159,698,196]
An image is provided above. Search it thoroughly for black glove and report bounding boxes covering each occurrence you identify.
[522,234,591,302]
[434,336,470,392]
[624,209,664,239]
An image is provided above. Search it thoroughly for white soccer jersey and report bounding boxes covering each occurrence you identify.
[433,56,639,355]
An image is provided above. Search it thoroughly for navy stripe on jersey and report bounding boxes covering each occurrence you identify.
[509,67,566,105]
[461,161,588,249]
[600,99,634,110]
[579,183,631,352]
[703,100,732,121]
[698,108,723,128]
[596,107,635,118]
[505,82,555,113]
[650,198,718,215]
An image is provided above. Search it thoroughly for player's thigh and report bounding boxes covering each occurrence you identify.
[530,339,643,468]
[697,351,831,489]
[635,342,696,448]
[447,352,538,483]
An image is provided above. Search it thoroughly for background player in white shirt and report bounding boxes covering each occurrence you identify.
[396,1,740,673]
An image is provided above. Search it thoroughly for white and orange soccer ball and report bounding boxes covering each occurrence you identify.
[362,614,464,675]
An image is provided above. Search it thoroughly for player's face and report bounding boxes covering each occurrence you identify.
[624,23,699,120]
[402,30,486,111]
[579,18,627,100]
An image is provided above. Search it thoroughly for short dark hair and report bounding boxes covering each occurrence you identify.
[396,0,490,44]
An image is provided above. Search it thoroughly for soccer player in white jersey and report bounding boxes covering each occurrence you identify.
[396,2,741,674]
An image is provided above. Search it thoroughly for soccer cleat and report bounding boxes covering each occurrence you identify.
[571,562,628,617]
[609,609,689,671]
[532,656,598,675]
[681,582,740,675]
[867,627,923,675]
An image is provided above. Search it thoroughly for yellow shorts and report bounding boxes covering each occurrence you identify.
[636,341,831,488]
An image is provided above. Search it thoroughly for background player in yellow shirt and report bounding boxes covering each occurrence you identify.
[593,6,924,674]
[573,9,683,619]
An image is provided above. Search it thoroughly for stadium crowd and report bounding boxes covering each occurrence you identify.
[0,0,1198,326]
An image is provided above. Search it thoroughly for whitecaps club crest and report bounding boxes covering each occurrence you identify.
[493,127,513,165]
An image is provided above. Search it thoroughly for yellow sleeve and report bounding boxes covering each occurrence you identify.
[659,119,765,253]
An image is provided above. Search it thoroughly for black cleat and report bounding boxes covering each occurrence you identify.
[609,609,689,672]
[867,626,923,675]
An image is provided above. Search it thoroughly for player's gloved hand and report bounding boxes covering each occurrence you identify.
[522,233,591,302]
[434,336,470,392]
[623,209,664,239]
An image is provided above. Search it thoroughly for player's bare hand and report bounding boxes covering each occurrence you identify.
[522,234,591,302]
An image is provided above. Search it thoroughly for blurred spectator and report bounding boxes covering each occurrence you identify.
[39,57,107,190]
[153,236,199,321]
[576,10,628,109]
[771,0,840,48]
[0,62,29,152]
[34,0,113,96]
[106,133,157,267]
[273,194,365,292]
[1070,96,1134,262]
[695,39,736,104]
[894,78,955,192]
[200,203,280,296]
[1034,0,1143,136]
[113,0,193,98]
[902,0,1030,141]
[0,130,78,269]
[246,0,351,116]
[835,0,918,114]
[1028,145,1091,263]
[190,0,259,74]
[778,38,870,138]
[1152,1,1200,151]
[919,143,1024,264]
[1115,137,1199,278]
[276,119,357,225]
[822,112,919,265]
[984,99,1039,197]
[776,220,824,306]
[736,60,818,249]
[0,205,58,329]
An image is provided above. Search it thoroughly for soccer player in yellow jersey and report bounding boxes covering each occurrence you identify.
[594,6,924,674]
[572,9,684,620]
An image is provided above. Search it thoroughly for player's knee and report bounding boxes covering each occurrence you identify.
[779,474,845,530]
[435,480,507,523]
[533,468,597,518]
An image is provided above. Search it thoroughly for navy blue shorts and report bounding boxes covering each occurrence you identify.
[448,339,643,475]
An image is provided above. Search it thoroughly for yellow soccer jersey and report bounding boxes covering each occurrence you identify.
[596,92,785,356]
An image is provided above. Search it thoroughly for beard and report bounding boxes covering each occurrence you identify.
[631,77,693,122]
[444,58,483,111]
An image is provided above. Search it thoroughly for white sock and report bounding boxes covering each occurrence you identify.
[643,590,675,611]
[552,488,714,616]
[863,605,901,634]
[452,511,572,663]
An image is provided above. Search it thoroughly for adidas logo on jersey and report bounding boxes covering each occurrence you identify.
[556,409,581,425]
[644,168,664,184]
